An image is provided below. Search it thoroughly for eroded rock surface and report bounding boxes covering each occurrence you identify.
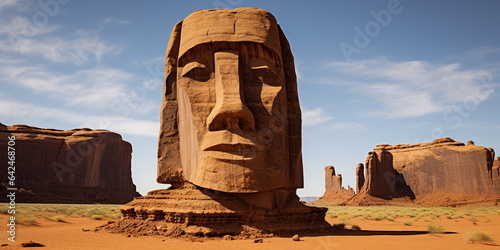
[316,166,354,205]
[349,138,500,206]
[113,7,331,237]
[0,123,139,203]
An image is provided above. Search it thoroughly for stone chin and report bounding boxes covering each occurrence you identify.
[193,131,282,193]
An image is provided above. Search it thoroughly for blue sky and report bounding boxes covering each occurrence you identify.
[1,0,499,197]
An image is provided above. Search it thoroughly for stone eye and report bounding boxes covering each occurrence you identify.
[251,66,280,86]
[181,62,210,82]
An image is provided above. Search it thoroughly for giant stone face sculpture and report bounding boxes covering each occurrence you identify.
[114,8,330,237]
[158,8,303,196]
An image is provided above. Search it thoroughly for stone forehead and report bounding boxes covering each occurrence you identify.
[179,7,281,57]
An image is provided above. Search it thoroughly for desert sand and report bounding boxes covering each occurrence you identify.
[2,207,499,250]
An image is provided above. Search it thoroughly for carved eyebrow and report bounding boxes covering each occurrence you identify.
[250,58,278,76]
[181,61,207,77]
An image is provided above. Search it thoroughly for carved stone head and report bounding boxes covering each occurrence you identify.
[158,8,302,194]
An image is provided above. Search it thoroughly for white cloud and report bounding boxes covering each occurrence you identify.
[302,108,332,126]
[444,46,500,62]
[330,122,366,132]
[0,31,124,65]
[0,61,157,114]
[0,0,17,10]
[0,13,124,65]
[0,16,59,37]
[0,100,158,137]
[101,17,131,26]
[325,58,496,118]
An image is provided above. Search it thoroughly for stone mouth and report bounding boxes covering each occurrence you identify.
[203,143,261,159]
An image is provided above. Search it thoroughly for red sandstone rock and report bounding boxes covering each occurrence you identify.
[115,7,330,237]
[355,163,365,194]
[0,123,139,203]
[350,138,500,206]
[493,157,500,194]
[316,165,354,205]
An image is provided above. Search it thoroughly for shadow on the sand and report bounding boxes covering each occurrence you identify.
[295,230,458,237]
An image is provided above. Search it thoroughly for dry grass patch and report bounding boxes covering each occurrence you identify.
[426,224,445,234]
[465,230,494,244]
[0,203,122,224]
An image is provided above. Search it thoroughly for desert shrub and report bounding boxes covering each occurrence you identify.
[351,225,361,231]
[427,224,445,234]
[106,213,122,219]
[339,216,350,224]
[465,231,494,244]
[16,216,39,226]
[91,215,104,220]
[48,215,67,222]
[468,217,478,225]
[333,223,345,230]
[0,207,9,214]
[86,207,107,217]
[403,220,412,226]
[385,215,395,221]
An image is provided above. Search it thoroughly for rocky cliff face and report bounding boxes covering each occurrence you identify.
[0,124,139,203]
[316,165,354,205]
[350,138,500,206]
[493,157,500,194]
[355,163,365,194]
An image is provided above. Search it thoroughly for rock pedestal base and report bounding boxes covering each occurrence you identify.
[105,183,331,237]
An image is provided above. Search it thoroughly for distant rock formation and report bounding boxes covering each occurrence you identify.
[0,124,139,203]
[316,165,354,205]
[494,157,500,193]
[355,163,365,194]
[348,138,500,206]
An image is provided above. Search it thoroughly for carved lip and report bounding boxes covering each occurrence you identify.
[201,132,263,160]
[202,143,262,160]
[205,143,258,152]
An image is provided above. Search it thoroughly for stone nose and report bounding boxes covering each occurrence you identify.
[207,51,256,132]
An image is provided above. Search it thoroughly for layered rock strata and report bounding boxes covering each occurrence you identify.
[108,183,330,237]
[0,123,139,203]
[349,138,500,206]
[316,166,354,205]
[113,7,331,237]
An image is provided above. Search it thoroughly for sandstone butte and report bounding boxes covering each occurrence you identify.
[315,165,354,205]
[0,123,139,204]
[346,137,500,206]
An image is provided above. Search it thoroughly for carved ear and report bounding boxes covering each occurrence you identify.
[157,21,185,184]
[279,25,304,189]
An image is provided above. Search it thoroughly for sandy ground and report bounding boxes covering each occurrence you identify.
[1,212,499,249]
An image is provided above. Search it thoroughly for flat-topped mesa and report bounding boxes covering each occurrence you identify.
[351,137,500,206]
[316,165,354,205]
[0,124,139,204]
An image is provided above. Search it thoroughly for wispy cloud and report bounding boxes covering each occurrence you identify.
[0,30,124,65]
[444,46,500,63]
[0,16,59,37]
[0,61,157,114]
[302,108,332,126]
[103,17,131,25]
[325,57,497,118]
[0,0,17,11]
[330,122,366,132]
[0,100,158,137]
